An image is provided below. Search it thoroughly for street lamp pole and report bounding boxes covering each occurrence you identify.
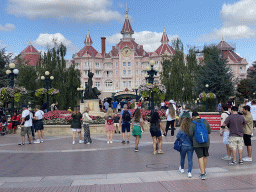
[6,63,19,116]
[132,84,139,102]
[205,84,209,112]
[41,71,54,112]
[146,60,157,114]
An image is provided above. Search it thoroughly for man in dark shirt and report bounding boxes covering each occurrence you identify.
[222,106,246,165]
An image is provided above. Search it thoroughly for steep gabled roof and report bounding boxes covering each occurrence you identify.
[154,44,175,56]
[76,46,98,57]
[217,40,235,51]
[161,27,169,44]
[20,43,40,66]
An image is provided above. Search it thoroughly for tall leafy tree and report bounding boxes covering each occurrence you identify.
[195,45,234,102]
[247,61,256,92]
[161,39,198,103]
[0,48,12,88]
[236,79,254,99]
[38,43,81,109]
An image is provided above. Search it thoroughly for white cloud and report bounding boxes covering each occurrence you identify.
[197,25,256,41]
[106,31,178,52]
[0,23,16,31]
[197,0,256,41]
[221,0,256,26]
[7,0,122,22]
[33,33,79,53]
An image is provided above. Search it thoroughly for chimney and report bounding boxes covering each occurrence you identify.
[101,37,106,56]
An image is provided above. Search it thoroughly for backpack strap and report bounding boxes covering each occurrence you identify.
[192,120,197,124]
[200,119,204,123]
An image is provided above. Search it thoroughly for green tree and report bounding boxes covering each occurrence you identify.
[0,48,12,88]
[160,39,198,103]
[236,79,253,100]
[38,43,81,109]
[247,61,256,92]
[195,45,234,102]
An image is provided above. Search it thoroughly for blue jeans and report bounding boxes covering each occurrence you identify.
[180,145,194,173]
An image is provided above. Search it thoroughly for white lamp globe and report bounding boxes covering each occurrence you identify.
[45,71,50,76]
[50,76,54,80]
[149,60,155,66]
[41,76,45,80]
[6,69,11,75]
[13,69,19,75]
[9,63,15,69]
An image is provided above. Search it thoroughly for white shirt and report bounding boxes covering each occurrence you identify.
[166,109,176,121]
[35,110,44,120]
[161,102,165,107]
[246,102,251,107]
[250,105,256,121]
[22,109,32,127]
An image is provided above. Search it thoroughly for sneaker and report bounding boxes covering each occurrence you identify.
[188,172,192,178]
[242,157,252,162]
[34,139,41,144]
[158,150,164,154]
[179,166,185,173]
[79,140,83,144]
[153,151,157,155]
[200,174,206,180]
[229,161,237,165]
[72,141,75,145]
[121,140,125,144]
[127,141,130,144]
[107,141,110,144]
[40,139,43,143]
[86,142,91,144]
[162,134,166,137]
[239,160,244,165]
[18,143,25,146]
[110,141,113,144]
[222,155,232,160]
[135,148,139,152]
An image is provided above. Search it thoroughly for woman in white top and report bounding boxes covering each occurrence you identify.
[83,108,93,144]
[33,105,44,144]
[164,103,176,136]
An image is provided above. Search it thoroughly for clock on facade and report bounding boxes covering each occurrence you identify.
[121,47,132,57]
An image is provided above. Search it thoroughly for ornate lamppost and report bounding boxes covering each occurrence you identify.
[145,60,157,114]
[77,86,85,103]
[41,71,54,112]
[205,84,209,112]
[132,84,139,102]
[6,63,19,116]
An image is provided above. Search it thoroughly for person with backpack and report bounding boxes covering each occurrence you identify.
[163,103,176,137]
[119,104,131,144]
[189,111,211,180]
[18,105,33,145]
[176,117,194,178]
[132,108,144,152]
[71,107,83,145]
[179,104,192,125]
[150,111,166,155]
[220,104,232,160]
[105,108,115,144]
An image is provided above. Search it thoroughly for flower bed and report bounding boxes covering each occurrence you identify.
[42,109,166,125]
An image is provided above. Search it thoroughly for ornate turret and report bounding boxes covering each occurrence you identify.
[84,30,93,46]
[120,7,134,39]
[161,27,169,44]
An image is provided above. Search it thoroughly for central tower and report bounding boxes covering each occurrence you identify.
[120,7,134,41]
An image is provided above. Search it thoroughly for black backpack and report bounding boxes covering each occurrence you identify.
[122,110,131,122]
[150,122,160,132]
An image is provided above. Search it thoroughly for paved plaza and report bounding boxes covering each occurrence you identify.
[0,130,256,191]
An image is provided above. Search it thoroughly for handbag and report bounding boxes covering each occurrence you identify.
[173,132,185,152]
[174,139,182,152]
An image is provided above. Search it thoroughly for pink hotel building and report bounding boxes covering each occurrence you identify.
[19,13,248,99]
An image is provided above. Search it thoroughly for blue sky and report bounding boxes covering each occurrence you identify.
[0,0,255,65]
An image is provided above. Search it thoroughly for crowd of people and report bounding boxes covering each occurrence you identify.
[0,97,254,180]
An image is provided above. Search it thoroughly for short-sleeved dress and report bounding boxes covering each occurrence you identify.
[105,115,115,132]
[132,118,143,138]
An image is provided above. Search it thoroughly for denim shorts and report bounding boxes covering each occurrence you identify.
[122,122,130,133]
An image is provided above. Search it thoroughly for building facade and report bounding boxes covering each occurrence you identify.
[73,12,175,99]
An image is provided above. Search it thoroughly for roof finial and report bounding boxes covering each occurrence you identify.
[222,34,224,41]
[125,2,129,18]
[164,27,166,33]
[87,29,90,36]
[29,39,32,45]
